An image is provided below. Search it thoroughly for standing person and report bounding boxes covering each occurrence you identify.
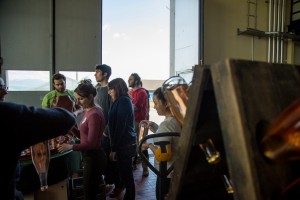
[94,64,117,195]
[0,77,8,102]
[0,76,23,200]
[108,78,137,200]
[1,101,76,200]
[128,73,149,177]
[58,79,107,200]
[42,73,76,112]
[42,73,78,146]
[141,87,181,199]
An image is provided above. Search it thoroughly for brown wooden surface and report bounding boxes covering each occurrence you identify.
[211,59,300,200]
[168,65,233,200]
[168,59,300,200]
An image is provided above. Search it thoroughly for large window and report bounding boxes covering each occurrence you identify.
[102,0,170,81]
[60,71,97,90]
[6,70,97,91]
[6,70,50,91]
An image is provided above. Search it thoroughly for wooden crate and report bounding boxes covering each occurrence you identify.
[168,59,300,200]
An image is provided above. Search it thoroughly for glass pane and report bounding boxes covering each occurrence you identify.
[6,70,50,91]
[60,71,97,90]
[102,0,170,81]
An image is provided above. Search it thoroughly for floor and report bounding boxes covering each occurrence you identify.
[106,153,157,200]
[24,153,157,200]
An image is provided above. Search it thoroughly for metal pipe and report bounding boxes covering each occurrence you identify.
[272,0,277,63]
[276,0,282,63]
[268,0,273,63]
[280,0,286,63]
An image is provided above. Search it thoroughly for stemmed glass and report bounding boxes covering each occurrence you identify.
[199,138,234,194]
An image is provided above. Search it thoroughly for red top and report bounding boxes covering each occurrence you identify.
[129,88,148,122]
[72,107,105,151]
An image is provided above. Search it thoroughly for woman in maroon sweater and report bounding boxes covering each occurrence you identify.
[58,79,107,200]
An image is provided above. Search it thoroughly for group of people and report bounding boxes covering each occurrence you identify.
[2,63,183,200]
[0,77,77,200]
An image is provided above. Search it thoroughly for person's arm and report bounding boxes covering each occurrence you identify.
[142,142,157,154]
[1,102,76,150]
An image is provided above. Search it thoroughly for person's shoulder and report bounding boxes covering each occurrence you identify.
[97,86,108,93]
[118,95,132,105]
[43,90,56,99]
[137,88,148,96]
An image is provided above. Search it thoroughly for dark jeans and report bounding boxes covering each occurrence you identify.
[116,144,137,200]
[82,149,107,200]
[101,135,122,187]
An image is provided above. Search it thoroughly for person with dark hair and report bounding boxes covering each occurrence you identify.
[128,73,149,176]
[107,78,137,200]
[141,87,181,200]
[42,73,76,112]
[1,101,76,200]
[58,79,107,200]
[94,64,117,195]
[0,77,8,102]
[0,77,24,200]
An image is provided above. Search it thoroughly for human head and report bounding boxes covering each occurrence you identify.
[52,73,66,92]
[0,77,8,102]
[74,79,97,109]
[128,73,141,88]
[95,64,112,83]
[153,87,170,116]
[108,78,129,102]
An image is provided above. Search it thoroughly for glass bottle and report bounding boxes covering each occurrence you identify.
[31,141,50,191]
[260,98,300,161]
[162,76,189,127]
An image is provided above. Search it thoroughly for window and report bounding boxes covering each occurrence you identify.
[60,71,97,90]
[6,70,50,91]
[6,70,97,91]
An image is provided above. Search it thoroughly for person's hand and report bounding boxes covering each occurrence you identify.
[109,151,117,161]
[141,143,149,151]
[57,143,72,153]
[148,121,158,133]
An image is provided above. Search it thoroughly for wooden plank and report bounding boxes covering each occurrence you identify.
[168,65,233,200]
[210,58,300,200]
[168,65,210,200]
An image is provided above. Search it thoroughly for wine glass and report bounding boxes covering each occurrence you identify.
[199,138,221,164]
[199,138,234,194]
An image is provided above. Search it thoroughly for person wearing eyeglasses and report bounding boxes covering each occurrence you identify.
[0,77,8,102]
